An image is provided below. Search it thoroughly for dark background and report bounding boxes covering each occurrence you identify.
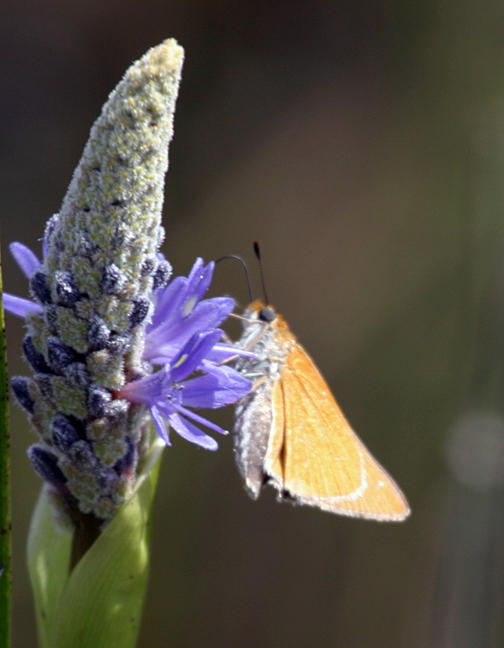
[2,1,504,646]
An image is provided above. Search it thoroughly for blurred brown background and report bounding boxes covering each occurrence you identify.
[3,1,504,646]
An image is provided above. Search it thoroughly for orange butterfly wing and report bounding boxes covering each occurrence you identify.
[264,343,410,521]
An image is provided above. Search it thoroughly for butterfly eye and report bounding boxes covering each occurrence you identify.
[259,306,276,322]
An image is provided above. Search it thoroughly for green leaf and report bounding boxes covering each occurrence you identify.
[27,489,72,648]
[0,248,11,648]
[28,443,162,648]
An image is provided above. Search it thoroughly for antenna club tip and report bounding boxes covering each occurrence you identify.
[253,240,261,258]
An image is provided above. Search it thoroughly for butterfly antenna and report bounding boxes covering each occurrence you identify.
[215,254,253,303]
[253,240,270,305]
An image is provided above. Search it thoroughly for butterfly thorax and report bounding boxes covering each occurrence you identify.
[232,301,292,498]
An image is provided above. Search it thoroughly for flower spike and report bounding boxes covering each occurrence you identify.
[3,40,251,526]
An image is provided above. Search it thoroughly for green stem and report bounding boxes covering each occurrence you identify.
[0,246,11,648]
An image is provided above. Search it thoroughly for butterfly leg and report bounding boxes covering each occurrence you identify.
[217,319,268,366]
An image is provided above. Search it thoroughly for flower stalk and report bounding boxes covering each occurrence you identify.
[4,39,251,647]
[0,252,11,648]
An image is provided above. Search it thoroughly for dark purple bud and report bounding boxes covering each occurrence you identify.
[106,333,129,354]
[54,271,80,306]
[129,298,150,327]
[140,257,156,277]
[88,316,110,351]
[47,337,77,372]
[153,260,172,289]
[35,374,53,399]
[88,385,111,418]
[114,436,137,476]
[28,445,66,487]
[51,416,80,452]
[68,440,96,469]
[23,336,50,373]
[65,362,89,387]
[30,271,52,304]
[102,264,125,295]
[11,377,34,413]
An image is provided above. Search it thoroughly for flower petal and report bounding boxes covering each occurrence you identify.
[148,276,187,330]
[3,293,43,317]
[181,368,252,409]
[167,411,218,450]
[185,258,213,305]
[9,242,41,278]
[171,297,234,338]
[170,329,222,382]
[148,257,210,333]
[172,404,228,436]
[118,366,170,404]
[150,406,171,446]
[144,297,234,365]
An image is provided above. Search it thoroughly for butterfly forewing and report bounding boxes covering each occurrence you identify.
[271,343,410,520]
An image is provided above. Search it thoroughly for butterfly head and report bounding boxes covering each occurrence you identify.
[248,300,277,323]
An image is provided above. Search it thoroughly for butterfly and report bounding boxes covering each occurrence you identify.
[232,300,410,521]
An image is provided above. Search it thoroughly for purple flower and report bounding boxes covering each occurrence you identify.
[144,257,246,366]
[119,329,251,450]
[117,257,254,450]
[5,246,252,452]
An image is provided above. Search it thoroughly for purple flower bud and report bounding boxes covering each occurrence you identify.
[51,416,81,452]
[140,257,156,277]
[66,362,89,387]
[30,271,52,304]
[153,260,172,289]
[88,316,110,351]
[28,445,66,487]
[102,264,125,295]
[47,337,78,372]
[23,336,50,373]
[88,385,111,418]
[35,374,53,399]
[129,298,151,327]
[54,271,80,306]
[11,377,34,413]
